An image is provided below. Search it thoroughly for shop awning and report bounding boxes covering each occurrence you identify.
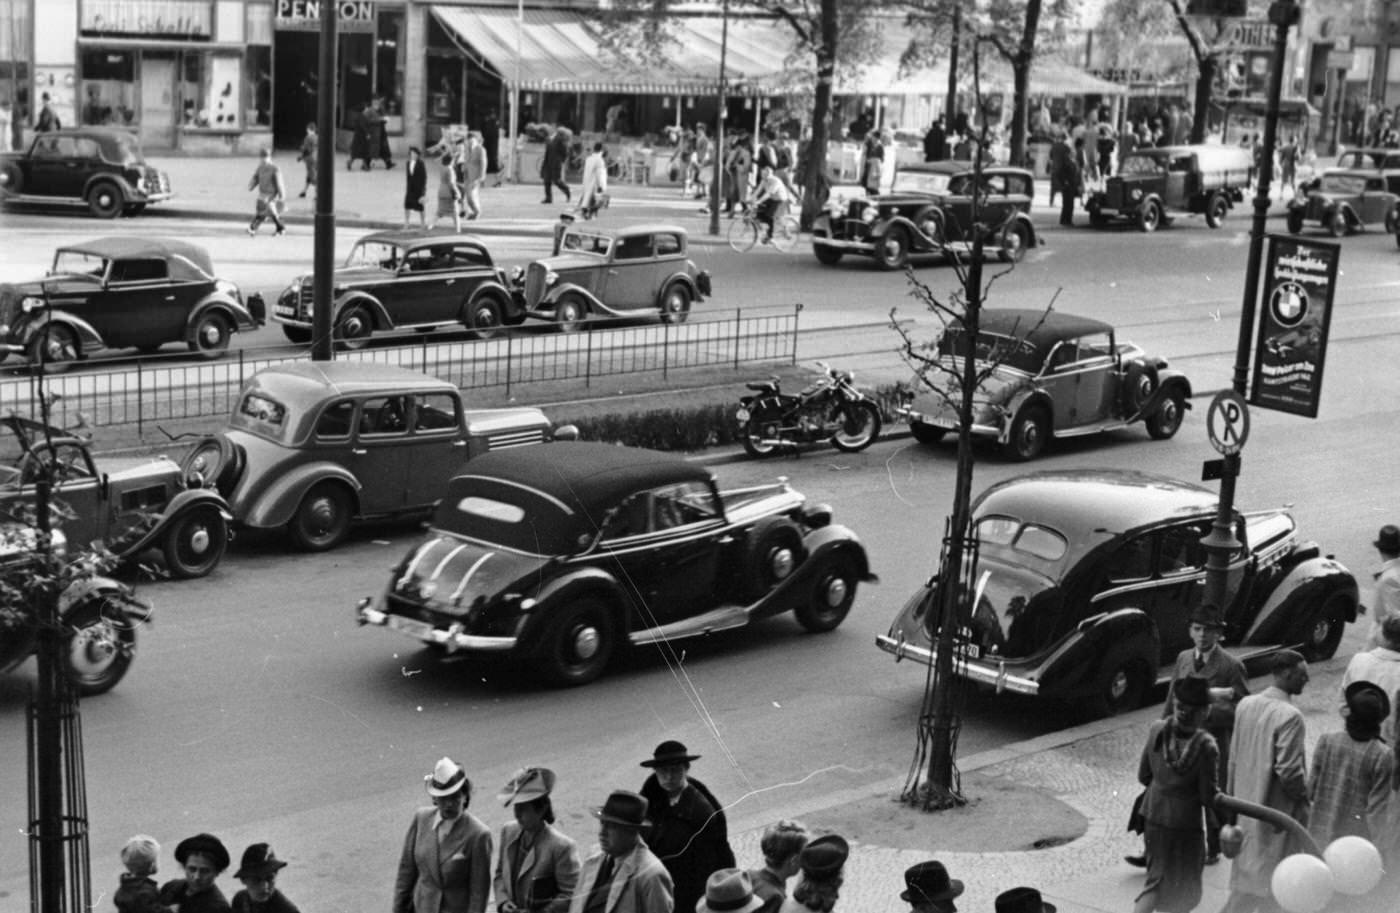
[430,6,784,96]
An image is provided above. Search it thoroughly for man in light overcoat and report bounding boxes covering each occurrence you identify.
[568,790,673,913]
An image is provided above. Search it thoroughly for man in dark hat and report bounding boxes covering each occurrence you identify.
[900,859,964,912]
[567,790,672,913]
[159,833,232,912]
[1368,523,1400,648]
[639,740,734,913]
[995,886,1056,913]
[231,843,299,912]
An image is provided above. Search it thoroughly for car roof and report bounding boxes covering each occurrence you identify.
[463,442,712,514]
[957,308,1113,346]
[353,230,493,251]
[897,161,1033,178]
[248,362,460,399]
[975,470,1219,544]
[565,223,689,238]
[58,236,213,269]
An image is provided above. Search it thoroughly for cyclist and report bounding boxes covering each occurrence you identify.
[751,164,791,244]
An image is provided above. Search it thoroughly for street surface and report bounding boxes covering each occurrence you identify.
[1,194,1398,911]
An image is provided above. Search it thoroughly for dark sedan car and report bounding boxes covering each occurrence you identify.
[511,224,711,332]
[357,442,875,686]
[0,126,173,218]
[895,309,1192,461]
[877,470,1359,718]
[810,162,1038,269]
[0,237,264,371]
[272,231,522,345]
[1286,170,1400,237]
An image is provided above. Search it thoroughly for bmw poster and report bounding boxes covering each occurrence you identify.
[1249,235,1339,418]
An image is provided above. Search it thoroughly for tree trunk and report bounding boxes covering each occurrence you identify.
[945,4,960,131]
[1191,55,1216,144]
[801,0,839,230]
[1007,0,1043,169]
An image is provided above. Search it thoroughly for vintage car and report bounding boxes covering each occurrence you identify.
[510,224,711,332]
[895,309,1192,461]
[272,230,523,346]
[357,442,875,686]
[1285,170,1400,237]
[810,162,1038,269]
[180,362,577,552]
[1328,147,1400,192]
[1086,145,1251,231]
[0,237,264,372]
[876,470,1360,718]
[0,126,173,218]
[1263,307,1325,365]
[0,415,231,579]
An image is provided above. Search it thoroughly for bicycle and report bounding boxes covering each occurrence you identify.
[728,201,800,253]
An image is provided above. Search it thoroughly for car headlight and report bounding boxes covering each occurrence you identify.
[545,270,558,286]
[1129,188,1143,202]
[214,278,241,302]
[509,265,525,283]
[861,206,878,223]
[825,201,844,218]
[20,296,43,313]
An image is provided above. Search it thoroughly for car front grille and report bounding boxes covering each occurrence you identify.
[297,277,314,315]
[1104,181,1124,209]
[524,263,547,307]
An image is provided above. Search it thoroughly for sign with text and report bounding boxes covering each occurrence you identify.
[81,0,212,38]
[1249,236,1339,418]
[275,0,376,33]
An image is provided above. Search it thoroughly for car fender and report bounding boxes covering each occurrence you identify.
[1335,202,1358,227]
[541,283,604,312]
[999,390,1053,442]
[871,214,935,249]
[1242,555,1359,645]
[239,463,362,530]
[186,293,259,334]
[334,291,390,329]
[799,524,876,582]
[1008,212,1039,247]
[80,172,137,201]
[115,489,233,557]
[57,575,149,625]
[1037,606,1160,697]
[1139,373,1194,417]
[464,280,518,318]
[20,310,104,349]
[517,568,630,638]
[654,272,701,308]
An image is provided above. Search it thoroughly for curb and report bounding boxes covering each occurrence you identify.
[155,206,555,237]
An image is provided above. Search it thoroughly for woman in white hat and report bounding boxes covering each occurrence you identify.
[493,767,580,913]
[392,757,493,913]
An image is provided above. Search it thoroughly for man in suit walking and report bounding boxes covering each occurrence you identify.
[394,757,493,913]
[568,790,673,913]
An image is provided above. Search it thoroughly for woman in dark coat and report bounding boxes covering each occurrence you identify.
[639,741,735,913]
[1133,675,1220,913]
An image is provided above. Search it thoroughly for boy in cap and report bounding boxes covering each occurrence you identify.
[114,834,166,913]
[231,843,299,913]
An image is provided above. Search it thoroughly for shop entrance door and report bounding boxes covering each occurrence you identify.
[140,55,176,149]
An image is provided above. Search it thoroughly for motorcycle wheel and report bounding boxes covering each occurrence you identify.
[63,597,136,696]
[741,411,782,458]
[831,401,881,452]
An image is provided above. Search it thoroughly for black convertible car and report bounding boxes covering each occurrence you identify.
[877,470,1358,718]
[358,442,875,686]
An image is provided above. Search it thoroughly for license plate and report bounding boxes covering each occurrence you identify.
[273,306,296,318]
[957,641,980,659]
[735,407,750,422]
[388,616,433,640]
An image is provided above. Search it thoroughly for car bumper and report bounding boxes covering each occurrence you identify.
[875,632,1040,696]
[894,405,1003,439]
[356,599,518,653]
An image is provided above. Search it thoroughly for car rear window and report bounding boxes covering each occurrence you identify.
[976,515,1066,562]
[238,393,287,429]
[433,476,581,555]
[939,327,1041,374]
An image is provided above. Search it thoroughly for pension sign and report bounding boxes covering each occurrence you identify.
[275,1,376,32]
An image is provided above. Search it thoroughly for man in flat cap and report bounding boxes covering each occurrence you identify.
[568,790,672,913]
[639,740,734,913]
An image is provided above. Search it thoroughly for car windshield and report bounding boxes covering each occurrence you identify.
[891,171,954,195]
[558,231,613,256]
[344,241,405,270]
[109,134,142,166]
[938,326,1043,374]
[49,250,108,280]
[1318,174,1367,194]
[1120,155,1166,176]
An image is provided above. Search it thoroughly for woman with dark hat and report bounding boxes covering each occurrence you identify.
[778,834,848,913]
[1307,681,1394,847]
[1132,675,1220,913]
[493,767,580,913]
[230,844,298,913]
[638,740,735,913]
[393,757,493,913]
[159,833,233,912]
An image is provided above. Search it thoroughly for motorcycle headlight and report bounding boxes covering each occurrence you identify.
[861,206,878,223]
[545,270,559,287]
[1129,188,1143,202]
[20,296,44,313]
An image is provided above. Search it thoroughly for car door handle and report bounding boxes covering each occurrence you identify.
[352,448,367,455]
[164,295,175,301]
[451,440,466,447]
[445,279,455,285]
[608,269,619,275]
[718,535,735,544]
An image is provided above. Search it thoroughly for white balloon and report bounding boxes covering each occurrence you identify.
[1271,853,1334,913]
[1324,836,1385,896]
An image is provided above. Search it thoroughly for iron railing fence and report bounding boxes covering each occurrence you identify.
[1,306,801,433]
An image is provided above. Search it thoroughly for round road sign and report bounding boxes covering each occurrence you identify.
[1206,390,1250,456]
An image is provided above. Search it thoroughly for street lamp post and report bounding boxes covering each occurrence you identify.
[708,0,729,237]
[310,0,337,362]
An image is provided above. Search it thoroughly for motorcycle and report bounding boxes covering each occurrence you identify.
[735,361,883,457]
[0,529,151,696]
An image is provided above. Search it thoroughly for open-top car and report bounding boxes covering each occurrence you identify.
[810,162,1038,269]
[0,126,173,218]
[0,415,231,579]
[180,362,577,552]
[356,441,875,686]
[895,309,1192,461]
[272,230,522,346]
[510,224,711,332]
[1286,170,1400,237]
[0,237,264,371]
[877,470,1359,718]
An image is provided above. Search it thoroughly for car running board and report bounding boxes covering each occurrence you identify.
[1151,644,1287,686]
[629,605,752,646]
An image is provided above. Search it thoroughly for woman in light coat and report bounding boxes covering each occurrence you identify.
[578,142,608,219]
[493,768,580,913]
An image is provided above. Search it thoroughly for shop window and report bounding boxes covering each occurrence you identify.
[181,52,245,129]
[80,50,137,126]
[245,2,272,127]
[375,10,405,130]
